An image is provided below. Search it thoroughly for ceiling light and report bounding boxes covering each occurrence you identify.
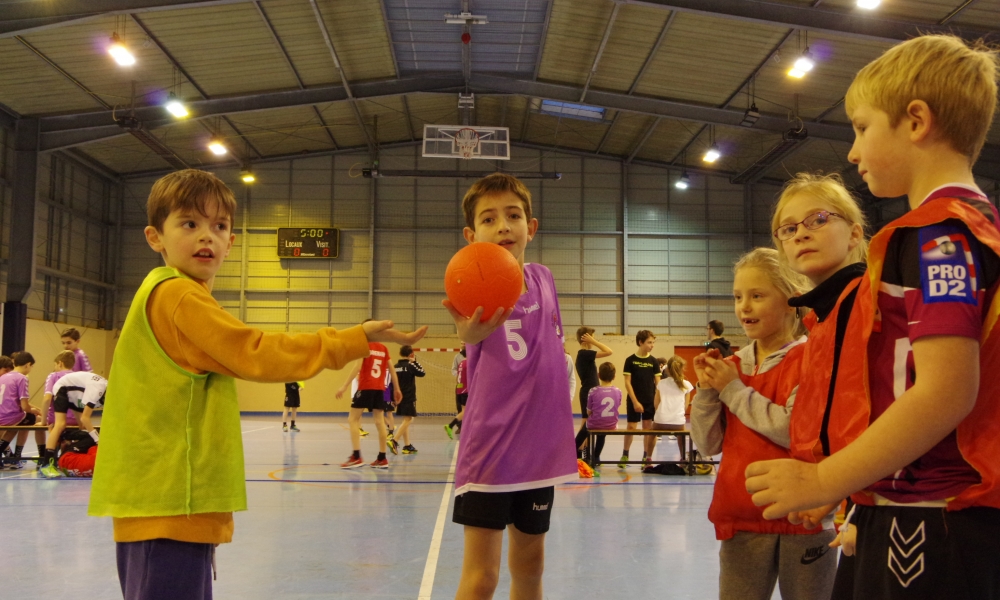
[108,33,136,66]
[164,93,188,118]
[857,0,880,8]
[703,145,721,163]
[208,140,227,156]
[740,103,760,127]
[675,172,691,190]
[240,168,255,184]
[788,48,815,78]
[444,12,488,24]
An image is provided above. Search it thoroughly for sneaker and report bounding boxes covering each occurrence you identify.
[387,432,394,441]
[370,457,389,469]
[402,445,418,454]
[617,455,628,470]
[695,464,714,475]
[387,437,398,455]
[290,424,300,432]
[359,428,369,437]
[282,424,288,432]
[444,424,454,440]
[340,455,365,469]
[39,459,62,478]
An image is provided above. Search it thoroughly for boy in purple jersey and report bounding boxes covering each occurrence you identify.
[60,328,92,372]
[442,173,577,600]
[0,352,41,470]
[586,362,622,466]
[41,351,77,428]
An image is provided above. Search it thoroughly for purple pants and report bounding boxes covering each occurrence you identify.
[117,539,213,600]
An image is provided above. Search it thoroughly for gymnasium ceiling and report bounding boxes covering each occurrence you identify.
[1,0,999,185]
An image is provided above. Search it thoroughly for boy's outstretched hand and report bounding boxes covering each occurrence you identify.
[745,458,840,520]
[441,299,514,346]
[362,320,428,345]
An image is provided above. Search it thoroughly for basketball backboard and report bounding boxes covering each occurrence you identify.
[422,125,510,160]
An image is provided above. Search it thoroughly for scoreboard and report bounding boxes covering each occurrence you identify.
[277,228,339,258]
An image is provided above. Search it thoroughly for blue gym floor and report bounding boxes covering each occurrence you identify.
[2,415,747,599]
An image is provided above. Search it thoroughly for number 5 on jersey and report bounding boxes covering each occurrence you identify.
[505,320,528,361]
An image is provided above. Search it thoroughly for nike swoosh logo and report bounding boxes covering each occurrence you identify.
[800,545,830,565]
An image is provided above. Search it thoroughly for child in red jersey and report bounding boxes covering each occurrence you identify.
[336,334,402,469]
[692,248,834,599]
[746,36,1000,599]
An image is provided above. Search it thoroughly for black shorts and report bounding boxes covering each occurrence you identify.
[396,399,417,417]
[625,400,654,423]
[283,395,300,408]
[14,413,36,426]
[456,393,468,409]
[453,486,555,535]
[833,504,1000,600]
[53,390,84,414]
[351,389,385,412]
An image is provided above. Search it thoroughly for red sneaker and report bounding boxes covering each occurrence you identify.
[370,457,389,469]
[340,455,364,469]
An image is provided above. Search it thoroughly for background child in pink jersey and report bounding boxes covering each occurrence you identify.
[0,352,41,470]
[443,173,577,600]
[60,328,91,372]
[586,362,622,466]
[41,351,77,428]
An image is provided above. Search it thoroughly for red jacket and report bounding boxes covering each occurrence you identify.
[708,345,819,539]
[794,197,1000,509]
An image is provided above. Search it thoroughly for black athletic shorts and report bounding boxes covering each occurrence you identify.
[283,395,300,408]
[53,390,85,414]
[625,399,654,423]
[452,486,555,535]
[456,392,468,410]
[14,413,36,426]
[396,399,417,417]
[351,389,385,412]
[832,503,1000,600]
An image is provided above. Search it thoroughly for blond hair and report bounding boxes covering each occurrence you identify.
[665,355,686,389]
[771,172,868,264]
[147,169,237,232]
[462,173,533,229]
[845,34,999,163]
[734,247,809,338]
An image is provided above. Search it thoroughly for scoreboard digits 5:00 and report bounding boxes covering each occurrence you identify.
[277,228,339,258]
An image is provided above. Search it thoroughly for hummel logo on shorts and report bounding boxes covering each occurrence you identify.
[800,545,830,565]
[532,503,549,511]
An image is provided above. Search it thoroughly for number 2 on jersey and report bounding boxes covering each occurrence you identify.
[600,397,616,418]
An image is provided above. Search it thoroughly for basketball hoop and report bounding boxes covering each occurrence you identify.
[454,128,480,159]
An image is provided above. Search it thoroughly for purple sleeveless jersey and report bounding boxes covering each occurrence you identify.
[454,263,578,495]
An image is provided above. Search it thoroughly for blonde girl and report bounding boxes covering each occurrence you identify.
[691,248,836,600]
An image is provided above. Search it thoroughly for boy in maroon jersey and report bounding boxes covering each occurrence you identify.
[746,35,1000,599]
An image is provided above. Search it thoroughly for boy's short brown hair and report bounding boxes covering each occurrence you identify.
[0,356,13,371]
[60,327,80,341]
[12,351,34,367]
[55,351,76,370]
[576,326,595,343]
[462,173,533,229]
[598,362,616,382]
[845,35,999,163]
[636,330,655,345]
[147,169,237,232]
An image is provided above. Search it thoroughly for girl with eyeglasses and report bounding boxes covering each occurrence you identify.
[765,172,869,595]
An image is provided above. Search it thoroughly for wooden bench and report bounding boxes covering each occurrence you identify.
[586,428,717,473]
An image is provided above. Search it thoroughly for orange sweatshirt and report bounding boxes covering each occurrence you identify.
[113,277,370,543]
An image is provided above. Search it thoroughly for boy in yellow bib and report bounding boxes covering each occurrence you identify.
[88,169,425,600]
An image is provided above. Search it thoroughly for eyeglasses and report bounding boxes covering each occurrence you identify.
[773,211,846,241]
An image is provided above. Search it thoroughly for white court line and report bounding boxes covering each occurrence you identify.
[241,426,275,434]
[418,441,459,600]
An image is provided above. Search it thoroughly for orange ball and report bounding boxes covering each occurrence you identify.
[445,242,523,322]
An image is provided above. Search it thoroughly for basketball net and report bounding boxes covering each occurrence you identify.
[454,128,480,159]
